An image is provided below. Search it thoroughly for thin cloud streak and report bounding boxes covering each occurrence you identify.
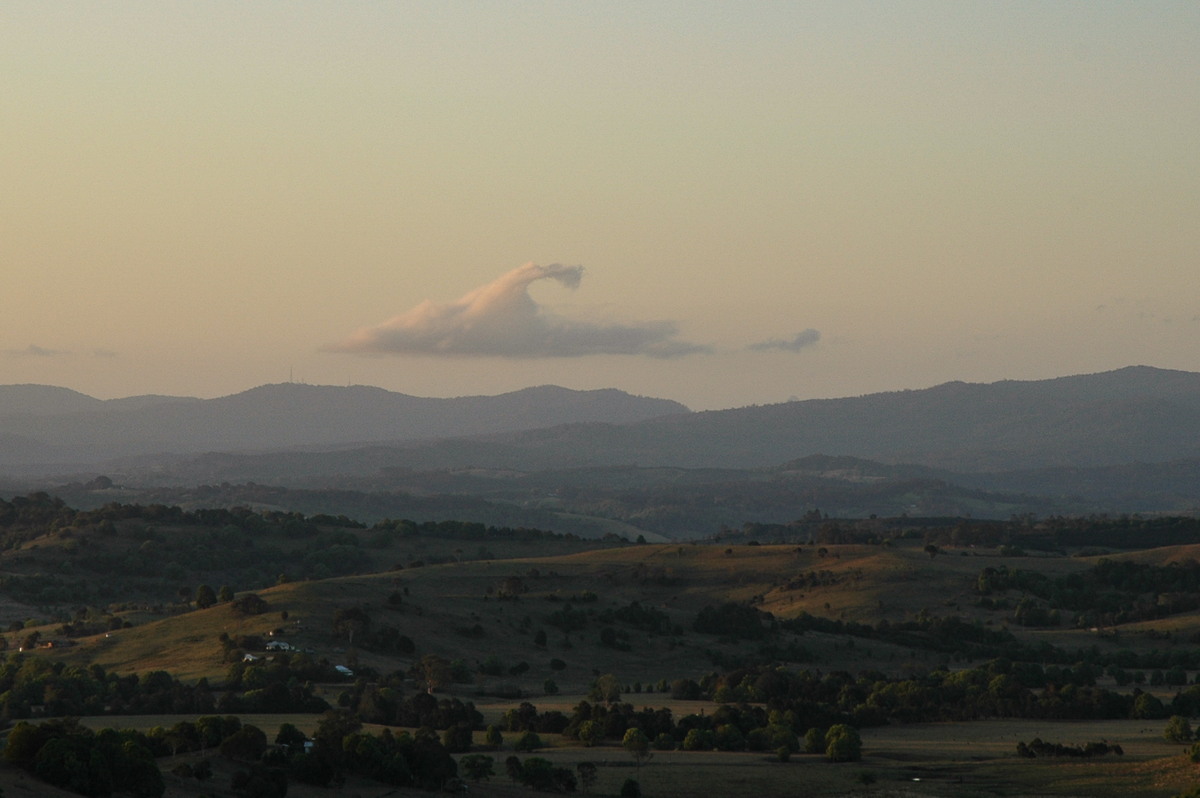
[3,344,70,358]
[329,262,710,359]
[748,329,821,353]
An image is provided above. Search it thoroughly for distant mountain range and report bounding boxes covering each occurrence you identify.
[114,365,1199,476]
[559,364,1200,472]
[0,383,688,471]
[5,366,1200,524]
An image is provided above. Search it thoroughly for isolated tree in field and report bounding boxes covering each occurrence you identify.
[623,727,652,771]
[1165,715,1195,743]
[195,584,217,609]
[218,585,234,603]
[825,724,862,762]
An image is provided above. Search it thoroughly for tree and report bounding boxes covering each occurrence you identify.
[514,731,543,752]
[415,655,452,694]
[589,673,621,705]
[825,724,862,762]
[577,720,602,748]
[220,725,268,762]
[1166,715,1195,743]
[442,723,473,753]
[218,585,235,603]
[577,761,598,793]
[519,757,556,790]
[332,606,370,647]
[485,725,503,748]
[230,593,269,616]
[621,778,642,798]
[459,754,494,782]
[312,709,361,765]
[623,728,652,771]
[195,584,217,609]
[230,763,286,798]
[1133,692,1167,720]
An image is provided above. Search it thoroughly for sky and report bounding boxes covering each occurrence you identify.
[4,2,1198,411]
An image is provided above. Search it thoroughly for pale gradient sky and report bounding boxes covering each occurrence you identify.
[4,2,1198,410]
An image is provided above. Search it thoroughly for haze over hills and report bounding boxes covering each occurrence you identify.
[0,383,688,471]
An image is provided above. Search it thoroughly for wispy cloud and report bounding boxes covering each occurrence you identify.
[3,344,70,358]
[748,329,821,353]
[329,262,710,359]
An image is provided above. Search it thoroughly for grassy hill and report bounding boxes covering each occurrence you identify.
[11,498,1200,796]
[32,536,1200,694]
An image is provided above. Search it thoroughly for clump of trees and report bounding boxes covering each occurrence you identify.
[1016,738,1123,758]
[4,718,164,797]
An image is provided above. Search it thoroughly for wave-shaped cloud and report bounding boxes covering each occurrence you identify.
[748,329,821,353]
[329,262,710,359]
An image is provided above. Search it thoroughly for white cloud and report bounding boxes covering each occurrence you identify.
[329,262,710,359]
[748,329,821,353]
